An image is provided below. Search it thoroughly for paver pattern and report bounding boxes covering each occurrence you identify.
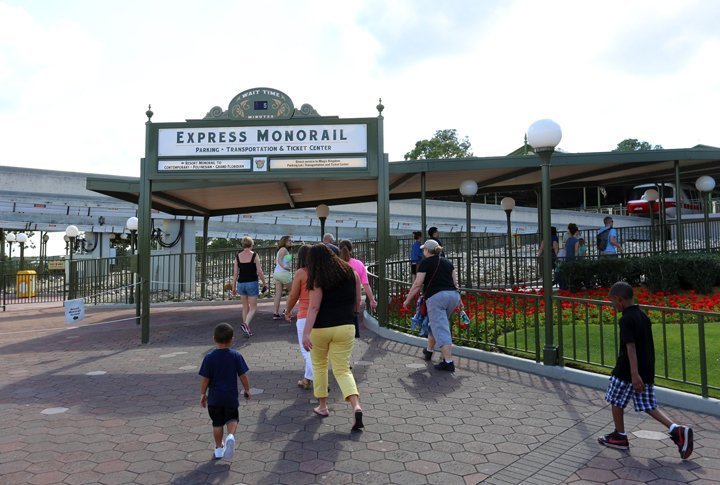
[1,302,719,484]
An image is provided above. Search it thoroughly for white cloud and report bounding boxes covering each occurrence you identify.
[0,0,719,179]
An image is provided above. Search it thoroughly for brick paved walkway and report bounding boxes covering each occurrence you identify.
[1,302,719,484]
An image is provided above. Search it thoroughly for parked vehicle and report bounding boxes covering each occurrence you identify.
[626,183,701,218]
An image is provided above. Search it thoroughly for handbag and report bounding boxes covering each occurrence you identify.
[419,297,428,316]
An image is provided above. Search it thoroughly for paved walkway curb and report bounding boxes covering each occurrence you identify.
[1,302,718,484]
[362,312,720,417]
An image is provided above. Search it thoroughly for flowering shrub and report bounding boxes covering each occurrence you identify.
[457,285,720,329]
[385,282,720,344]
[559,253,720,294]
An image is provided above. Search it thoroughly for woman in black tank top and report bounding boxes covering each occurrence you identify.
[301,244,364,431]
[232,237,267,338]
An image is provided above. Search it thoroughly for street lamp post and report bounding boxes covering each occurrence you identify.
[527,119,562,366]
[501,197,516,287]
[459,180,478,288]
[6,233,15,265]
[643,188,659,253]
[41,233,50,272]
[695,176,716,251]
[126,217,139,254]
[65,225,80,299]
[315,204,330,240]
[126,217,139,306]
[16,233,28,271]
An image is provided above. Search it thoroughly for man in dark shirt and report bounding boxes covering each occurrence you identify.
[427,227,445,257]
[598,282,694,459]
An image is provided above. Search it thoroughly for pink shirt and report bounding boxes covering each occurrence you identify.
[347,258,369,285]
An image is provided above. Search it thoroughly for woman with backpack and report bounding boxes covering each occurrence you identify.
[598,216,623,256]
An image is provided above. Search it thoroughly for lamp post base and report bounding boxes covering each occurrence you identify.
[543,345,558,366]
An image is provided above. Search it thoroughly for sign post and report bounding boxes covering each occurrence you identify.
[138,88,382,343]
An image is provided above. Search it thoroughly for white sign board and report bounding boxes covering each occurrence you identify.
[157,124,368,157]
[270,157,367,170]
[158,159,251,171]
[64,298,85,324]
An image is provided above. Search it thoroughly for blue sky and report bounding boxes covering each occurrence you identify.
[1,0,719,177]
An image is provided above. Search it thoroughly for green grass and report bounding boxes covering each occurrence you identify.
[506,322,720,398]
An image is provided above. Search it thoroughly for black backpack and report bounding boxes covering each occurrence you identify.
[597,228,610,252]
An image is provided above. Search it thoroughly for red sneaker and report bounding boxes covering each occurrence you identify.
[669,425,693,459]
[597,431,629,450]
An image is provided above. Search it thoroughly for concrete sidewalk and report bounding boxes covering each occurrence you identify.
[0,301,718,484]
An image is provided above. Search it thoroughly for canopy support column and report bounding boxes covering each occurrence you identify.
[139,156,152,344]
[200,217,209,299]
[376,115,389,327]
[421,172,427,237]
[674,161,683,251]
[659,184,667,252]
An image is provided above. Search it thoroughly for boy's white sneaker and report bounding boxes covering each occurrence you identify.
[223,434,235,460]
[213,447,224,460]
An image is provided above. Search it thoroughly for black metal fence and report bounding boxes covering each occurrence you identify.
[1,259,66,310]
[3,218,719,309]
[367,274,720,398]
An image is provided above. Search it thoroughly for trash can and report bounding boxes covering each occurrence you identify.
[16,270,37,298]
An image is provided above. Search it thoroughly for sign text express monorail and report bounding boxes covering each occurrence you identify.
[158,124,368,157]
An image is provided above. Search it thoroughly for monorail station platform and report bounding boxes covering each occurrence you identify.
[1,303,718,484]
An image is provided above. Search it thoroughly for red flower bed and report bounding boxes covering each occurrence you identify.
[388,284,720,330]
[460,285,720,325]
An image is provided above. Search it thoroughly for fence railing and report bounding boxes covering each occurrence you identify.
[555,295,718,398]
[0,246,288,308]
[368,272,719,399]
[1,267,66,309]
[3,229,719,399]
[4,217,720,308]
[375,218,720,288]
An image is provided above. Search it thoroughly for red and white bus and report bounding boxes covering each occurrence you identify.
[626,183,701,218]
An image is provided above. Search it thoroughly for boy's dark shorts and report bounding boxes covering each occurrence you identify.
[411,263,418,275]
[208,406,239,427]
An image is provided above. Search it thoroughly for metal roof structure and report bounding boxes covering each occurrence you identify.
[83,85,720,345]
[87,146,720,217]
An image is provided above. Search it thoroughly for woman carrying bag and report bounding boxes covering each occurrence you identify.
[403,239,461,372]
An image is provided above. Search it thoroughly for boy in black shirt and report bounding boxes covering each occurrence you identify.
[598,282,694,459]
[199,323,251,460]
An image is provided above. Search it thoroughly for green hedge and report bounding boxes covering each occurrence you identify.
[558,253,720,294]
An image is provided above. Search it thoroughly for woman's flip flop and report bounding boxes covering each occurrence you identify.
[313,406,329,417]
[351,410,364,431]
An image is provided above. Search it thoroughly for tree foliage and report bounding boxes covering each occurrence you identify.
[196,237,243,251]
[194,237,276,251]
[404,129,473,160]
[613,138,663,152]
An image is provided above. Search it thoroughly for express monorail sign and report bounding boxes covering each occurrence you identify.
[157,124,368,157]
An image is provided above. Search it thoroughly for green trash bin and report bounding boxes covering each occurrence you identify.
[16,270,37,298]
